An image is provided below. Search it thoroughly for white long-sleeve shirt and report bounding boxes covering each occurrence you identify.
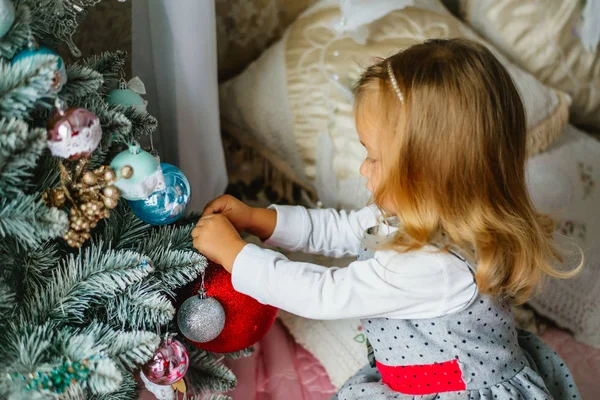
[231,205,477,320]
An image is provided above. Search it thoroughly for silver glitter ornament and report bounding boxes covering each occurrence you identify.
[177,289,225,343]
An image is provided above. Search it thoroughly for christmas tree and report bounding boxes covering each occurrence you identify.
[0,1,246,399]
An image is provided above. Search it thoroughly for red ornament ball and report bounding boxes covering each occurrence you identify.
[178,261,278,353]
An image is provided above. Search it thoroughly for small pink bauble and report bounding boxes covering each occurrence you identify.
[142,339,189,385]
[46,107,102,160]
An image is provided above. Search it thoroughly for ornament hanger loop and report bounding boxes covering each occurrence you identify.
[27,34,38,50]
[54,97,67,116]
[197,268,207,299]
[128,141,141,154]
[118,69,128,90]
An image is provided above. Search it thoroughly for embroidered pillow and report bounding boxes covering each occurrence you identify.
[459,0,600,128]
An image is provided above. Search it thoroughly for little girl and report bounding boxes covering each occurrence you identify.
[192,39,581,399]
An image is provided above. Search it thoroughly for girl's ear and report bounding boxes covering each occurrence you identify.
[370,56,384,65]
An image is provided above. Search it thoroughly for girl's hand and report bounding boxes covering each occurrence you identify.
[202,194,277,241]
[202,195,253,232]
[191,213,247,273]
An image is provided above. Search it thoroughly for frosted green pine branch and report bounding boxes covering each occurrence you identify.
[0,280,16,319]
[98,329,160,371]
[82,51,126,93]
[154,224,196,251]
[0,118,47,197]
[206,395,233,400]
[87,103,132,169]
[110,104,158,142]
[138,228,206,291]
[0,323,57,399]
[224,347,254,360]
[88,372,136,400]
[0,194,67,248]
[85,357,122,395]
[97,202,150,251]
[184,346,237,394]
[0,55,58,118]
[0,240,60,302]
[0,6,32,60]
[60,63,104,105]
[80,322,160,371]
[60,328,123,395]
[2,322,54,374]
[103,282,175,330]
[150,248,206,293]
[31,152,60,192]
[24,246,152,324]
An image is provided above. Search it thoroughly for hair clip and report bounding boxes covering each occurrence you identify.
[387,61,404,103]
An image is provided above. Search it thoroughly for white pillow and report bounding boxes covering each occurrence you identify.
[220,0,570,210]
[459,0,600,128]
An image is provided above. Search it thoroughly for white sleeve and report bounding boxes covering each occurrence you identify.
[231,243,477,320]
[264,205,380,257]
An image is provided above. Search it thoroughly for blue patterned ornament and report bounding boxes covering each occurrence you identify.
[110,143,165,200]
[0,0,15,39]
[12,45,67,93]
[128,163,191,225]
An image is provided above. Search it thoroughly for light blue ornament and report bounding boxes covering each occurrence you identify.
[107,77,147,110]
[12,45,67,92]
[12,46,63,68]
[107,88,145,107]
[0,0,15,39]
[128,163,191,225]
[110,143,165,200]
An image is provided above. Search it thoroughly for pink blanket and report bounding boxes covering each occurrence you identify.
[224,320,336,399]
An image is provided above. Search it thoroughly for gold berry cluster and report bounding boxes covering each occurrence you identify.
[43,157,133,248]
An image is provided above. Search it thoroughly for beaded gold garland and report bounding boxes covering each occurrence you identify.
[43,156,127,248]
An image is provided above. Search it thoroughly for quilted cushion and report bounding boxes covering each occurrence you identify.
[459,0,600,128]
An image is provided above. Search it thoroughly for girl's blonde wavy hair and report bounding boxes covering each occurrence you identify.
[354,38,581,304]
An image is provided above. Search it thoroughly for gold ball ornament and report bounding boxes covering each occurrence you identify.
[120,165,133,179]
[82,171,97,185]
[104,197,117,209]
[50,159,122,248]
[103,168,117,184]
[49,189,66,207]
[103,185,120,199]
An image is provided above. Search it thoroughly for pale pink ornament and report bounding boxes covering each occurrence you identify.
[46,107,102,160]
[142,339,189,385]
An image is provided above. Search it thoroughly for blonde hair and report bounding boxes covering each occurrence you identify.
[354,39,581,304]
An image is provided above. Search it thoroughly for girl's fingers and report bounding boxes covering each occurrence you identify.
[193,237,202,250]
[202,200,217,216]
[191,226,202,238]
[196,215,214,226]
[202,197,227,216]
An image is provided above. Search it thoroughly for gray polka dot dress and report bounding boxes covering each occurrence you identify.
[332,232,581,400]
